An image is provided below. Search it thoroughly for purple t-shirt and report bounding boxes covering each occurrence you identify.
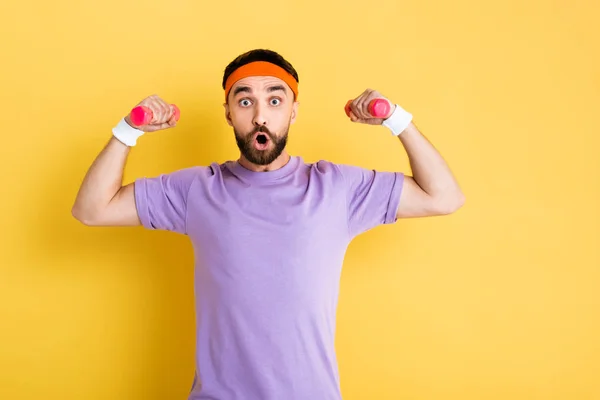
[134,155,403,400]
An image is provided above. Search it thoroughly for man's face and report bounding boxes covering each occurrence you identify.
[224,75,298,165]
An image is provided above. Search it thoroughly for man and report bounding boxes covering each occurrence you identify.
[72,48,464,399]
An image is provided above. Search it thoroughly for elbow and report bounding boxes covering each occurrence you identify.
[449,192,466,213]
[434,191,465,215]
[71,204,99,226]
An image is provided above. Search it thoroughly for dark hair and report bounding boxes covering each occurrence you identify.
[222,49,299,91]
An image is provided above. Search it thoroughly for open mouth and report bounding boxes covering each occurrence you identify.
[254,133,270,150]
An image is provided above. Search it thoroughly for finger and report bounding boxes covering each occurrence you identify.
[153,98,169,123]
[353,91,366,119]
[144,96,162,123]
[156,98,171,124]
[145,99,162,124]
[158,99,172,122]
[353,90,371,120]
[156,121,173,130]
[355,98,368,120]
[358,89,377,119]
[351,98,368,121]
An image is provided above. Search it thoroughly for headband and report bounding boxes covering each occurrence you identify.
[224,61,299,101]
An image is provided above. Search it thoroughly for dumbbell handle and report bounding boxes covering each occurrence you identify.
[130,104,180,126]
[345,98,391,118]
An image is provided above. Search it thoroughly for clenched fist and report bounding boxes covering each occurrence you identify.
[345,88,396,126]
[124,94,179,133]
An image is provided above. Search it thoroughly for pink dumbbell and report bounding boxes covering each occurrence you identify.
[345,98,391,118]
[130,104,181,126]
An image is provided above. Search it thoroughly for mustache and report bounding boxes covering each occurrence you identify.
[252,125,271,135]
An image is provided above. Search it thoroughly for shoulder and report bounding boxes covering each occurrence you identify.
[297,159,348,186]
[165,162,228,181]
[135,164,217,195]
[304,159,346,176]
[304,159,373,182]
[304,158,404,196]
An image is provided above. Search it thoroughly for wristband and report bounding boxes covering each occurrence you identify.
[382,104,412,136]
[112,117,145,146]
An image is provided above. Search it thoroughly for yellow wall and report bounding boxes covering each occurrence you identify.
[1,0,598,398]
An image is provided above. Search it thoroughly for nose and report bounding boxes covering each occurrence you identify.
[252,102,267,127]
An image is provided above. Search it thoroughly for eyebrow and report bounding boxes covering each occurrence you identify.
[233,84,287,97]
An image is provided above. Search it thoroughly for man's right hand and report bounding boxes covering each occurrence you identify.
[124,94,179,132]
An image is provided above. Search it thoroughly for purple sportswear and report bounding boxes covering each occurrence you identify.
[134,155,403,400]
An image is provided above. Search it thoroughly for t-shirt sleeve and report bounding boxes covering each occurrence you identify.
[337,163,404,237]
[133,167,199,234]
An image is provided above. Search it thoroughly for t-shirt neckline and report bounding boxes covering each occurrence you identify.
[226,155,301,183]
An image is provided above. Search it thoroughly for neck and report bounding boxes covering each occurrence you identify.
[237,151,291,172]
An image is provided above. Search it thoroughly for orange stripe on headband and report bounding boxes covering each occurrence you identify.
[224,61,298,101]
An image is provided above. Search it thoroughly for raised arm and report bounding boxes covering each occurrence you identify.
[71,95,179,226]
[394,121,464,218]
[345,88,464,218]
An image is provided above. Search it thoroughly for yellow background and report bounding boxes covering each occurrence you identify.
[1,0,598,398]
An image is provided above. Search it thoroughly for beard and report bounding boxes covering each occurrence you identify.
[234,123,289,166]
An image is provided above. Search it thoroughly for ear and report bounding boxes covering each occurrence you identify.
[290,101,299,124]
[223,102,233,127]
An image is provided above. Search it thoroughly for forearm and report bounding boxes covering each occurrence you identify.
[72,136,130,222]
[398,122,464,209]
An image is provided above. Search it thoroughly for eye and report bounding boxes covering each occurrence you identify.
[239,99,252,107]
[270,98,281,106]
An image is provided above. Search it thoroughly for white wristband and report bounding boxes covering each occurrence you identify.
[382,104,412,136]
[112,117,145,146]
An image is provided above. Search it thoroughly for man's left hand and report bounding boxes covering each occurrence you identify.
[344,88,396,126]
